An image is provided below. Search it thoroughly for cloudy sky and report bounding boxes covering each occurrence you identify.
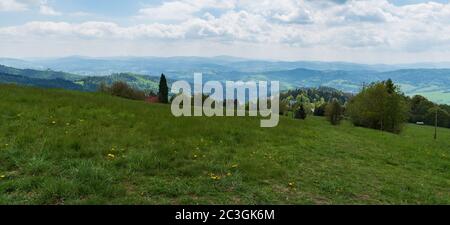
[0,0,450,63]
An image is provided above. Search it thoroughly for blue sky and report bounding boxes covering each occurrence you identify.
[1,0,450,63]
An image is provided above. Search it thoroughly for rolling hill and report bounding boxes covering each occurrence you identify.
[0,85,449,204]
[2,57,450,103]
[0,65,161,93]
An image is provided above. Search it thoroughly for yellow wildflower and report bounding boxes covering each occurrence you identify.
[288,182,295,187]
[107,153,115,159]
[227,172,232,176]
[0,175,5,179]
[231,164,239,168]
[51,121,56,124]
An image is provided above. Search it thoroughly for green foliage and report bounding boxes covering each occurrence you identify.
[408,95,450,128]
[158,74,169,104]
[103,81,146,101]
[279,99,289,116]
[314,103,327,116]
[325,100,343,125]
[281,87,351,106]
[80,73,160,93]
[294,105,307,120]
[346,80,409,133]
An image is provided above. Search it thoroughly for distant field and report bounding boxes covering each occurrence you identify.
[0,84,449,204]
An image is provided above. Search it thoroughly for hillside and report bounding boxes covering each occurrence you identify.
[0,65,161,93]
[0,85,449,204]
[0,73,83,91]
[0,64,82,81]
[78,73,161,92]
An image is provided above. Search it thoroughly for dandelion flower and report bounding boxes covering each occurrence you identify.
[288,182,295,187]
[107,153,115,159]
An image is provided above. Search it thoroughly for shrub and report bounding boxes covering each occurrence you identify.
[294,105,307,120]
[314,103,327,116]
[109,81,146,100]
[325,99,343,125]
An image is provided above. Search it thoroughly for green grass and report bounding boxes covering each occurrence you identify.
[0,84,449,204]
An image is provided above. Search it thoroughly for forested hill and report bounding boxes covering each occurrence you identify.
[0,65,161,93]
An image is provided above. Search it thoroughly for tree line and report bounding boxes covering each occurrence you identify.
[283,79,450,133]
[99,75,450,133]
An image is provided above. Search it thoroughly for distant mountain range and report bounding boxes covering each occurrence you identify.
[1,56,450,104]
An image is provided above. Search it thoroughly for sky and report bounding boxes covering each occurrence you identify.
[1,0,450,63]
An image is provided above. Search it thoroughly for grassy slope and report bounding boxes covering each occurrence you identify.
[0,84,449,204]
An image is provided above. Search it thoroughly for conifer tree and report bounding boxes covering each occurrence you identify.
[158,74,169,103]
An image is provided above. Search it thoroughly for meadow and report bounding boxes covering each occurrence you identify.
[0,84,449,204]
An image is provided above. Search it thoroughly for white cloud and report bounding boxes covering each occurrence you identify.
[1,0,450,62]
[0,0,28,12]
[39,4,61,16]
[137,0,236,21]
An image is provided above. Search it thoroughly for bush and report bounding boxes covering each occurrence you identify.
[294,105,307,120]
[108,81,146,100]
[314,103,327,116]
[325,99,343,125]
[346,80,408,133]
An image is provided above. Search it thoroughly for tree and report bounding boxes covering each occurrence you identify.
[98,81,109,93]
[325,99,343,125]
[409,95,435,123]
[294,105,307,120]
[385,78,395,94]
[314,103,327,116]
[279,99,289,116]
[158,74,169,103]
[346,80,408,133]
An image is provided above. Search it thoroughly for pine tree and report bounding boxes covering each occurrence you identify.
[158,74,169,103]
